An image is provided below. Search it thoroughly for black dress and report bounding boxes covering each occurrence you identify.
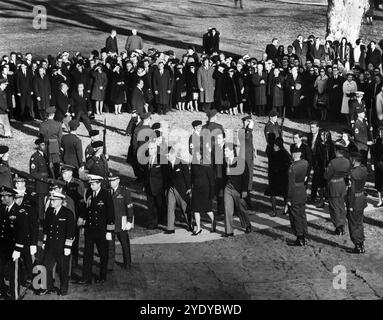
[372,137,383,192]
[191,164,215,212]
[265,149,291,197]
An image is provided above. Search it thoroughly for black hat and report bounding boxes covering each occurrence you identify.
[68,120,80,130]
[107,172,120,181]
[0,186,17,197]
[48,179,66,189]
[192,120,202,127]
[208,109,218,118]
[241,115,252,122]
[89,130,99,137]
[61,164,75,172]
[35,137,45,145]
[142,112,152,120]
[269,110,279,117]
[151,122,161,130]
[91,141,103,149]
[0,145,9,154]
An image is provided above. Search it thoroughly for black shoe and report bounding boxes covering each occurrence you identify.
[210,220,216,233]
[340,226,345,235]
[192,229,202,236]
[77,279,92,285]
[334,227,342,235]
[287,237,305,246]
[245,225,252,234]
[221,233,234,238]
[95,277,106,284]
[164,230,175,234]
[347,244,364,254]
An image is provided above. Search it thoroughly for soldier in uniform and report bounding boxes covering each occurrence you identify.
[349,91,366,125]
[85,141,109,184]
[346,152,368,254]
[61,120,84,178]
[45,179,75,217]
[40,191,75,296]
[108,174,134,270]
[39,106,63,179]
[286,150,309,246]
[0,146,12,188]
[264,109,281,158]
[61,164,85,268]
[353,106,373,166]
[85,129,99,162]
[239,115,256,209]
[0,186,28,300]
[222,143,252,237]
[324,143,352,235]
[201,109,224,164]
[77,175,115,284]
[30,138,50,222]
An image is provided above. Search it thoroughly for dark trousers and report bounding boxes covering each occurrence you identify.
[288,203,307,236]
[157,104,168,115]
[83,231,109,281]
[347,209,364,244]
[167,187,190,231]
[215,178,225,216]
[310,168,322,201]
[224,183,251,234]
[43,250,70,295]
[360,149,368,167]
[202,103,211,113]
[37,193,46,221]
[18,94,34,119]
[38,109,46,121]
[329,196,347,228]
[75,111,92,133]
[20,248,33,283]
[147,191,165,226]
[71,226,80,267]
[108,231,132,269]
[0,255,21,300]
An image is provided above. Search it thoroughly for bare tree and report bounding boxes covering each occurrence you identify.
[326,0,370,44]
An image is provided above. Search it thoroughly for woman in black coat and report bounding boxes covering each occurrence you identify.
[233,63,246,114]
[185,64,199,112]
[265,137,292,216]
[271,68,285,116]
[174,64,188,111]
[110,65,127,114]
[226,68,239,115]
[191,150,215,235]
[372,127,383,207]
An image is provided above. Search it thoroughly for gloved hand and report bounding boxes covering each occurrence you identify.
[42,243,45,250]
[64,248,71,256]
[30,245,37,256]
[106,232,112,241]
[12,251,20,261]
[77,217,84,227]
[123,222,133,231]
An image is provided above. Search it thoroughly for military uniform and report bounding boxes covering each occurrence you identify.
[42,203,75,295]
[353,118,372,166]
[0,160,12,188]
[30,150,50,221]
[85,154,109,181]
[80,187,115,282]
[349,99,365,124]
[287,159,309,243]
[346,164,368,252]
[84,143,95,162]
[61,133,84,178]
[108,184,134,270]
[0,199,28,300]
[324,154,351,233]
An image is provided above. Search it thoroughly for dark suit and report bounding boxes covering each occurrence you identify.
[54,90,70,122]
[70,91,92,132]
[265,44,278,63]
[105,36,118,54]
[15,69,34,119]
[33,74,51,119]
[307,132,322,201]
[61,133,83,170]
[81,188,115,281]
[152,69,172,114]
[290,142,312,178]
[130,86,145,116]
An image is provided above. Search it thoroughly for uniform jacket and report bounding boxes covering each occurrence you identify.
[324,156,351,197]
[0,161,12,188]
[43,205,75,253]
[287,159,309,204]
[61,133,84,168]
[110,185,134,232]
[347,165,368,211]
[30,150,50,193]
[20,201,38,247]
[81,188,115,234]
[353,118,371,152]
[85,154,109,178]
[39,119,63,145]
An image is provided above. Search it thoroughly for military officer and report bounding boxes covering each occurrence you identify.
[40,191,75,296]
[39,106,63,179]
[324,143,352,235]
[108,173,134,270]
[286,150,309,246]
[13,175,34,206]
[45,179,75,217]
[85,141,109,184]
[349,91,366,125]
[346,152,368,254]
[61,120,84,178]
[85,129,100,162]
[0,186,28,300]
[264,109,281,158]
[0,146,12,188]
[353,106,373,166]
[78,175,115,284]
[61,164,85,268]
[30,138,50,222]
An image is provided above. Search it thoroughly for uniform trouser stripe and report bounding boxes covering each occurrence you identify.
[14,259,19,300]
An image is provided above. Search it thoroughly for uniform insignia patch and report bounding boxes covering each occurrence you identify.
[31,163,36,169]
[355,128,359,134]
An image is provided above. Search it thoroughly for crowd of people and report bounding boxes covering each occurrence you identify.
[1,26,383,299]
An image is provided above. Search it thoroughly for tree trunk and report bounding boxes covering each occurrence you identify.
[326,0,370,44]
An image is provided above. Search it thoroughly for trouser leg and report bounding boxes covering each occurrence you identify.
[224,186,235,234]
[289,203,307,236]
[167,188,177,231]
[347,209,365,244]
[146,193,158,227]
[56,254,70,295]
[232,189,251,228]
[71,226,80,267]
[117,231,131,268]
[43,252,56,291]
[95,236,109,280]
[107,232,115,271]
[82,232,94,281]
[329,196,346,228]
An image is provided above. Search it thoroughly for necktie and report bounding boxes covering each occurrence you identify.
[5,207,9,214]
[93,191,96,198]
[80,93,83,98]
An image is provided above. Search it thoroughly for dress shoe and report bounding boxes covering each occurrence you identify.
[347,244,365,254]
[287,237,305,246]
[221,233,234,238]
[315,201,325,208]
[245,226,252,234]
[95,277,106,284]
[339,226,345,235]
[77,279,92,285]
[192,229,202,236]
[164,230,175,234]
[210,220,217,233]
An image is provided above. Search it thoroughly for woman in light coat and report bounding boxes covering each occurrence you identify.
[341,72,357,124]
[197,58,215,112]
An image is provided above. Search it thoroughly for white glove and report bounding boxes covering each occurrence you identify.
[64,248,71,256]
[106,232,112,241]
[123,222,133,231]
[77,217,84,227]
[12,251,20,261]
[30,245,37,256]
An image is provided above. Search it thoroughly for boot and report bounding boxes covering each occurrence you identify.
[270,196,277,217]
[315,189,325,208]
